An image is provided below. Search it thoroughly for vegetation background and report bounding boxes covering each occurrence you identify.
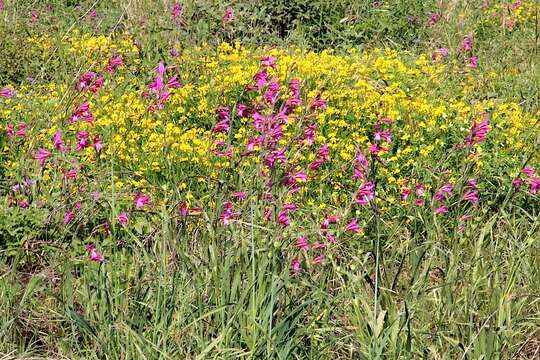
[0,0,539,359]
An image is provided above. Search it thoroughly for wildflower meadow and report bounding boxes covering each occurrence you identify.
[1,0,540,359]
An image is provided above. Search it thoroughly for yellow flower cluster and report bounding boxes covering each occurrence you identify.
[2,36,538,205]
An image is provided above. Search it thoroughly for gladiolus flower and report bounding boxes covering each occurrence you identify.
[19,200,29,209]
[65,169,77,180]
[434,205,448,214]
[76,131,90,151]
[522,166,535,178]
[466,117,490,147]
[69,102,94,124]
[401,188,412,200]
[261,56,276,68]
[462,35,474,50]
[220,201,240,225]
[63,211,75,224]
[296,236,309,251]
[277,210,290,227]
[117,212,129,225]
[310,94,327,111]
[232,192,246,200]
[313,255,324,265]
[223,6,234,25]
[291,258,301,273]
[531,178,540,194]
[53,130,65,151]
[468,56,478,69]
[463,190,478,204]
[428,13,440,26]
[93,135,103,152]
[32,147,50,166]
[6,122,14,138]
[512,178,523,188]
[321,214,340,229]
[345,219,361,233]
[171,1,183,21]
[134,192,151,209]
[106,56,122,73]
[355,181,375,205]
[86,244,104,263]
[0,88,14,97]
[16,122,27,137]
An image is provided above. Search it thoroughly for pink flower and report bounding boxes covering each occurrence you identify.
[220,201,240,225]
[522,165,535,178]
[171,1,183,21]
[432,47,449,63]
[19,199,29,209]
[69,101,93,124]
[16,122,28,137]
[463,190,478,204]
[531,178,540,194]
[291,258,301,273]
[310,94,327,111]
[468,178,478,190]
[283,203,298,211]
[32,147,51,166]
[6,122,13,138]
[76,131,90,151]
[30,10,39,24]
[466,117,490,147]
[353,151,369,180]
[462,35,474,51]
[468,56,478,69]
[166,75,181,89]
[326,233,336,243]
[134,192,151,209]
[345,219,361,233]
[314,242,326,250]
[310,144,329,170]
[512,178,523,188]
[88,9,97,18]
[237,103,248,117]
[117,212,129,225]
[93,135,103,152]
[76,72,97,92]
[277,210,290,227]
[63,211,75,224]
[223,6,234,25]
[91,191,101,200]
[65,168,78,180]
[401,188,412,201]
[415,198,425,207]
[296,236,309,251]
[313,255,324,265]
[415,183,425,197]
[434,205,448,214]
[53,130,65,151]
[0,88,14,97]
[261,56,276,68]
[86,244,104,263]
[232,191,246,200]
[106,56,122,73]
[369,143,388,155]
[321,214,340,229]
[213,106,231,133]
[428,13,440,26]
[355,181,375,205]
